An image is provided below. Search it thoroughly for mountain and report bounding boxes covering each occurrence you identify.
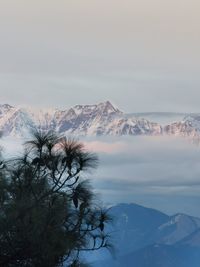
[164,114,200,139]
[0,106,35,137]
[106,204,200,253]
[0,101,161,137]
[1,101,200,139]
[108,203,169,253]
[95,244,200,267]
[89,203,200,267]
[131,112,187,125]
[98,244,200,267]
[155,213,200,245]
[177,228,200,247]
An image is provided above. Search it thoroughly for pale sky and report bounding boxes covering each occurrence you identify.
[0,0,200,112]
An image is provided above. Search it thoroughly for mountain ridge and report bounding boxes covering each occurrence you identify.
[89,203,200,267]
[1,101,200,139]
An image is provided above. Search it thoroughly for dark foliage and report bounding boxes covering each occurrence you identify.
[0,130,111,267]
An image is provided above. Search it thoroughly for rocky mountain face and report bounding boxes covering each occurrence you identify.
[91,203,200,267]
[1,101,200,139]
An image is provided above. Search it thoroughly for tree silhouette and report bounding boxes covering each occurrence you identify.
[0,130,111,267]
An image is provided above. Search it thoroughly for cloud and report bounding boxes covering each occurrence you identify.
[82,136,200,216]
[84,140,127,154]
[2,135,200,216]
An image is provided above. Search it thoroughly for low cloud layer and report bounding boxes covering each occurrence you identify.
[2,135,200,217]
[83,136,200,216]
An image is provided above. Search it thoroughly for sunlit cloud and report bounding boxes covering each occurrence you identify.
[84,140,128,154]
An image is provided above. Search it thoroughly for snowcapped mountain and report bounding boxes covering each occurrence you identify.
[164,114,200,139]
[0,101,200,139]
[0,106,35,137]
[0,101,161,137]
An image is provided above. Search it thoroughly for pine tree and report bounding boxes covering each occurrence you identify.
[0,130,111,266]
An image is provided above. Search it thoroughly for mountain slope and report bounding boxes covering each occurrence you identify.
[108,203,169,253]
[90,203,200,267]
[96,244,200,267]
[155,213,200,245]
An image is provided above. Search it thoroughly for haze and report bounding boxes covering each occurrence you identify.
[0,0,200,112]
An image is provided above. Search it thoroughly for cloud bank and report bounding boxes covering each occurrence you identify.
[83,136,200,216]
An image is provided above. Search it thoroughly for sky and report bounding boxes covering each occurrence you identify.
[0,0,200,112]
[1,1,200,216]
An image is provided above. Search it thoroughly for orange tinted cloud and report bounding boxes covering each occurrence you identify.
[84,141,127,154]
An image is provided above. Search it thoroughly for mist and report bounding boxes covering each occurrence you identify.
[2,135,200,217]
[82,135,200,216]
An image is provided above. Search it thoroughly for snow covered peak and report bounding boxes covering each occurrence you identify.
[0,103,13,108]
[73,104,96,116]
[184,114,200,122]
[97,100,122,115]
[0,104,14,115]
[2,101,200,139]
[182,114,200,131]
[73,101,122,117]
